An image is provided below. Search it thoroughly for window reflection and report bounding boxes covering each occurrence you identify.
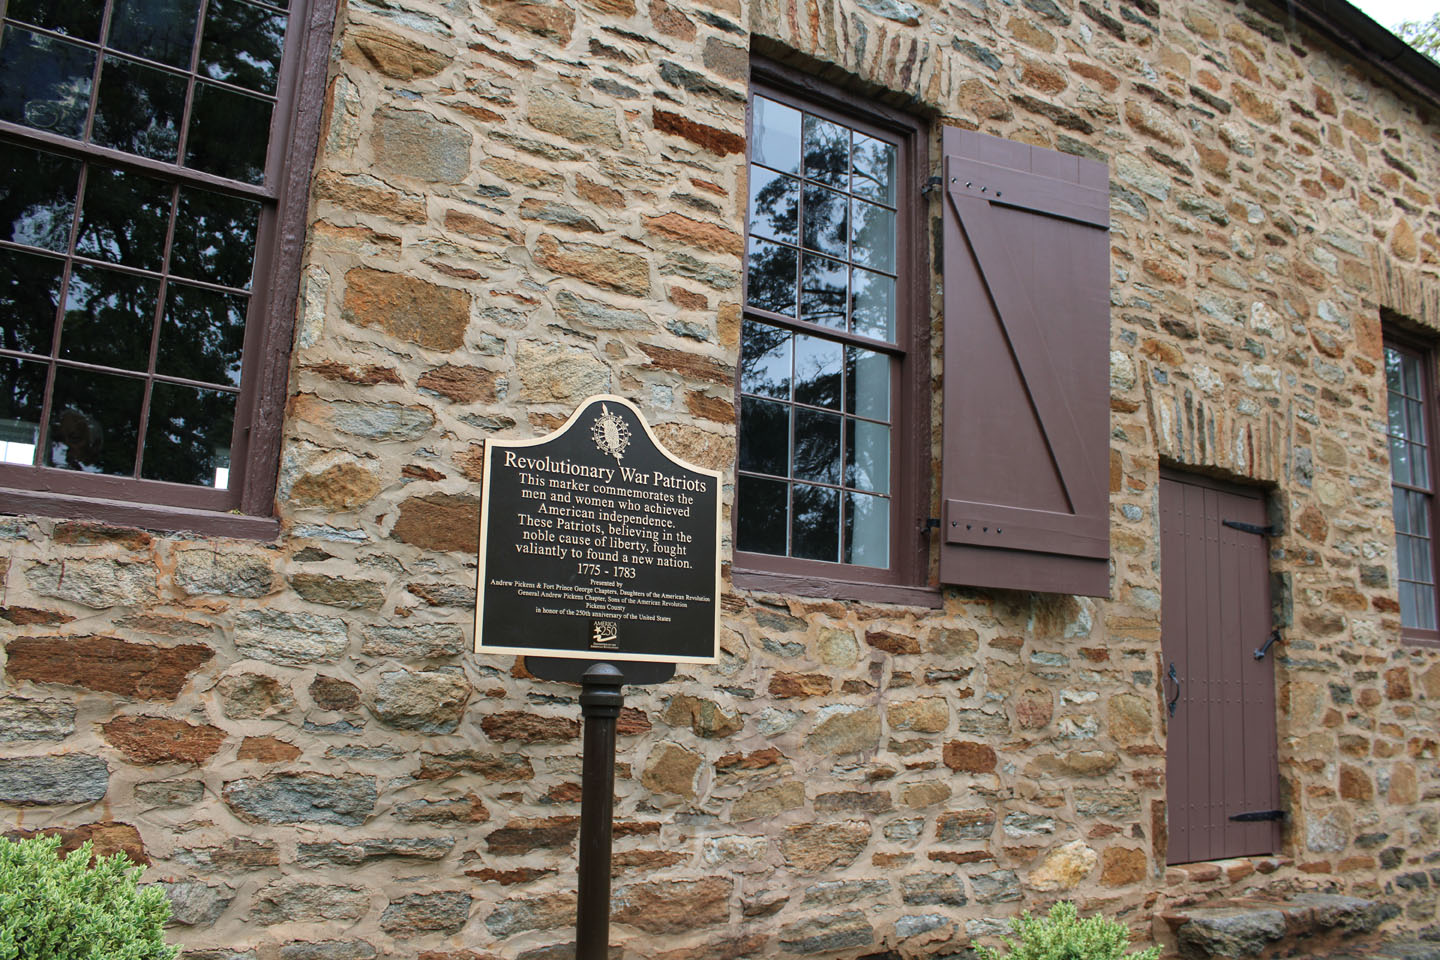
[741,91,902,567]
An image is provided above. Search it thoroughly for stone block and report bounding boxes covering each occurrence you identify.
[0,754,108,805]
[223,773,377,826]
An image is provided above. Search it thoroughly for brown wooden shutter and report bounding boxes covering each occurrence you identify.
[939,128,1111,597]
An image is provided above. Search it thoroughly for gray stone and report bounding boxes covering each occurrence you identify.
[0,697,77,742]
[218,673,297,719]
[184,952,257,960]
[134,779,204,806]
[26,560,156,608]
[1074,787,1140,819]
[801,879,891,906]
[360,623,465,658]
[223,773,376,826]
[660,252,738,290]
[955,709,1012,736]
[373,106,471,183]
[897,914,952,938]
[528,88,621,147]
[1287,894,1395,933]
[855,0,921,24]
[371,667,469,733]
[252,881,370,925]
[778,911,875,954]
[971,870,1022,904]
[380,891,472,937]
[900,872,968,906]
[1003,812,1056,837]
[277,944,377,960]
[160,881,235,926]
[289,574,386,610]
[234,610,349,665]
[486,893,576,938]
[807,704,881,755]
[298,837,455,866]
[554,291,654,331]
[1176,908,1286,959]
[0,754,108,805]
[173,551,276,598]
[322,398,435,441]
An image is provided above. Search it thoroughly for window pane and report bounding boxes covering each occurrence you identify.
[1402,352,1422,397]
[846,346,890,420]
[46,368,144,476]
[0,143,82,251]
[1388,392,1407,440]
[171,186,262,290]
[792,483,839,562]
[752,97,800,175]
[6,0,105,40]
[158,283,247,386]
[0,357,46,465]
[1409,493,1430,547]
[187,82,271,184]
[0,26,96,139]
[851,134,896,205]
[1411,533,1433,587]
[1400,579,1419,628]
[802,183,847,258]
[794,334,842,409]
[1391,432,1411,486]
[745,237,797,317]
[1395,490,1414,537]
[1,249,65,356]
[1415,583,1438,631]
[845,419,889,494]
[737,475,787,555]
[793,407,840,483]
[60,265,161,371]
[851,198,896,273]
[1398,531,1416,581]
[75,166,173,271]
[740,321,790,399]
[851,267,895,342]
[141,382,235,486]
[748,167,799,245]
[1411,440,1430,489]
[0,247,65,356]
[199,0,287,95]
[92,56,187,161]
[800,253,846,329]
[803,114,848,188]
[1385,347,1402,393]
[845,491,889,567]
[738,397,789,477]
[107,0,201,68]
[1407,398,1427,449]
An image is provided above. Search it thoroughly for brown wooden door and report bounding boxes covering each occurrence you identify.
[1160,473,1281,864]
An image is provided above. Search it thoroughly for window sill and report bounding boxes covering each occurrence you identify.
[732,566,942,608]
[1400,630,1440,649]
[0,487,280,541]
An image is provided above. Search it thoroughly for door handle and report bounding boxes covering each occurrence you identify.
[1166,662,1181,717]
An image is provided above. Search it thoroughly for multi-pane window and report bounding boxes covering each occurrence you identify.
[0,0,311,517]
[736,81,914,576]
[1385,340,1440,640]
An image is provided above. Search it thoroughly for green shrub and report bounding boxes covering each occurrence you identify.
[977,901,1161,960]
[0,834,178,960]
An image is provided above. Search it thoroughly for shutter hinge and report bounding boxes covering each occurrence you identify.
[924,517,941,531]
[921,175,943,195]
[1222,519,1280,537]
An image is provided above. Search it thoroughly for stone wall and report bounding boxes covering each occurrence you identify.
[2,0,1439,957]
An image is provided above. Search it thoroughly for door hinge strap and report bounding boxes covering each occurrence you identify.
[1254,629,1281,661]
[1222,519,1279,537]
[1228,809,1284,822]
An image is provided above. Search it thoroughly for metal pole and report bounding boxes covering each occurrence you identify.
[576,662,623,960]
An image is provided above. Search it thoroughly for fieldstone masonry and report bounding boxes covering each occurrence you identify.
[2,0,1439,956]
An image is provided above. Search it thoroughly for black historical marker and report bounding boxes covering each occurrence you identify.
[475,395,720,665]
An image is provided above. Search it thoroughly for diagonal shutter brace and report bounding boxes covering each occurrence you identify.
[1222,518,1280,537]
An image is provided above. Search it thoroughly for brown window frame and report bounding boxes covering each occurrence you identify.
[0,0,338,539]
[731,60,935,607]
[1383,328,1440,648]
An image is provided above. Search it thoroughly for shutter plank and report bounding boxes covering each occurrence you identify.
[939,127,1111,597]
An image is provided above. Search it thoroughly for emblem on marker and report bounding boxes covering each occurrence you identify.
[591,404,631,462]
